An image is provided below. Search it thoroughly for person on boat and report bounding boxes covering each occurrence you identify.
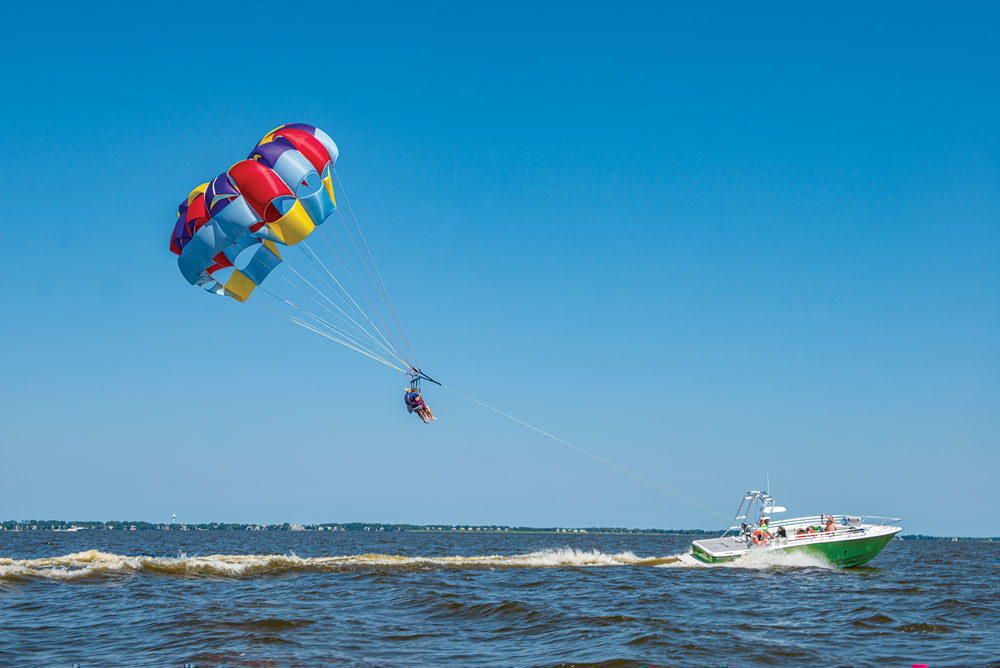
[822,514,837,532]
[753,517,774,545]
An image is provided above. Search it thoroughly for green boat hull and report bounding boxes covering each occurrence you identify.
[691,531,897,567]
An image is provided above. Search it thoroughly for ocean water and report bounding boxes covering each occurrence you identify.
[0,531,996,666]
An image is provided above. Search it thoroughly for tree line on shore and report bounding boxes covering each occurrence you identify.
[0,520,714,534]
[1,521,992,540]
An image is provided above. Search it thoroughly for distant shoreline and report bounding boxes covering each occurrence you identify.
[1,521,711,536]
[0,521,994,540]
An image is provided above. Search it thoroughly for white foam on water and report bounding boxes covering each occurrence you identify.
[653,547,837,570]
[0,546,839,580]
[653,552,709,568]
[0,548,670,580]
[726,547,836,570]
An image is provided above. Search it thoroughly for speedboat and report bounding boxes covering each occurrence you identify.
[691,490,901,567]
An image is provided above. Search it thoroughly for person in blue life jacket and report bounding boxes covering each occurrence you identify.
[404,388,436,423]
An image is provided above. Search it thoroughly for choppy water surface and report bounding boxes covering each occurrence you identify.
[0,531,996,666]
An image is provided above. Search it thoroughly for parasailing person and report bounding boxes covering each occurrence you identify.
[404,387,436,423]
[404,368,440,423]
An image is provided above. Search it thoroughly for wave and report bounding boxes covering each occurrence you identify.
[655,548,838,570]
[723,547,837,570]
[0,546,840,581]
[0,549,687,580]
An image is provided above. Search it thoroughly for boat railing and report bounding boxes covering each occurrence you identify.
[857,515,903,526]
[770,514,853,528]
[735,514,902,543]
[781,526,865,541]
[724,515,838,536]
[722,503,902,540]
[766,514,900,529]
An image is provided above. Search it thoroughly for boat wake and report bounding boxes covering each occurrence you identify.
[656,549,837,570]
[725,548,836,569]
[0,547,837,581]
[0,549,682,580]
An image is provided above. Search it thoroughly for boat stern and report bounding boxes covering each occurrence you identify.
[690,536,748,564]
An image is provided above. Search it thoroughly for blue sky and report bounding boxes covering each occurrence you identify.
[1,3,996,535]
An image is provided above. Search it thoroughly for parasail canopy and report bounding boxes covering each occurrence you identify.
[169,123,420,375]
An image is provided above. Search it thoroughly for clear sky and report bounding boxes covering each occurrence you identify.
[1,3,996,536]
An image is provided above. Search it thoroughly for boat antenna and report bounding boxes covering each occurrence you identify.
[766,470,770,496]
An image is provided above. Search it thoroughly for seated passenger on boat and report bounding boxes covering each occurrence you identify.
[822,514,836,532]
[748,517,775,545]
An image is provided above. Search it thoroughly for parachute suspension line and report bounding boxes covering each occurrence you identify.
[440,384,730,521]
[283,264,397,360]
[296,242,364,316]
[293,241,379,328]
[333,168,419,367]
[256,285,398,363]
[330,204,413,366]
[336,178,418,368]
[297,302,400,363]
[315,226,413,370]
[288,317,406,373]
[294,259,387,351]
[298,240,412,367]
[254,287,406,371]
[301,281,410,369]
[283,265,407,366]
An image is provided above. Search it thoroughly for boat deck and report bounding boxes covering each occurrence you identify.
[692,523,902,565]
[691,536,747,557]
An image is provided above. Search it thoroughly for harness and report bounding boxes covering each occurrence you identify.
[406,367,441,391]
[404,367,438,416]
